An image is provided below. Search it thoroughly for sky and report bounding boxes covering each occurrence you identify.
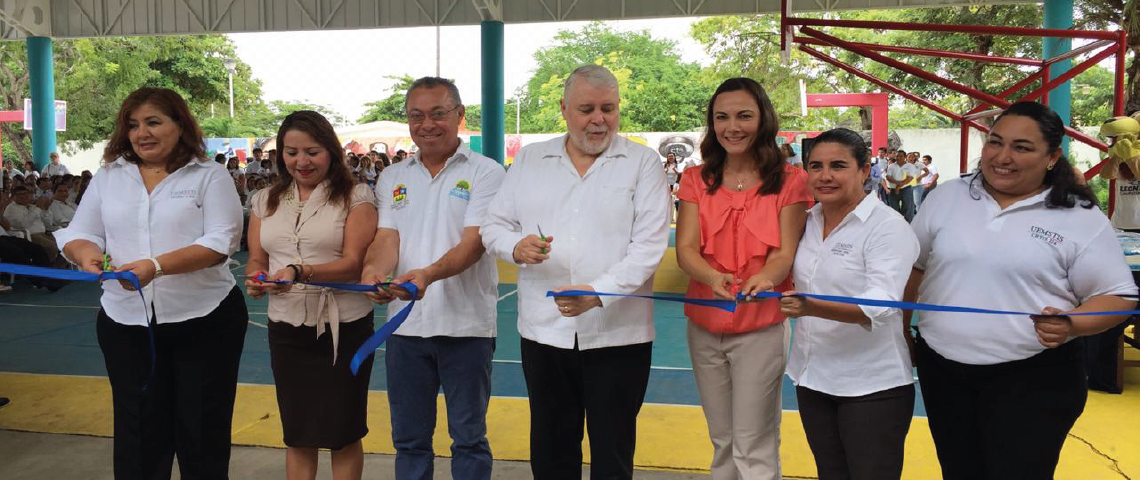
[229,18,709,123]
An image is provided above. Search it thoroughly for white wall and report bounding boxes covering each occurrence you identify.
[894,127,1104,180]
[57,140,107,175]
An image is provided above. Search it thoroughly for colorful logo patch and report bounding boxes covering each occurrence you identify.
[449,179,472,201]
[393,184,408,208]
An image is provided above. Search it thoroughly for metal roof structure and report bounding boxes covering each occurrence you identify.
[1,0,1036,40]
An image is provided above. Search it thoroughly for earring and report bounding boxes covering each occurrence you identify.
[1047,163,1055,170]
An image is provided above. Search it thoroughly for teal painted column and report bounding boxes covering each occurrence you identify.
[27,36,56,171]
[481,20,505,163]
[1043,0,1073,153]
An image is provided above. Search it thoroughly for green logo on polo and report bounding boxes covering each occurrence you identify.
[450,180,472,201]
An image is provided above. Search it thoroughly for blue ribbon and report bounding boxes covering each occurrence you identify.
[540,285,1140,317]
[252,273,417,375]
[737,291,1140,317]
[0,263,156,389]
[349,283,419,375]
[546,290,737,312]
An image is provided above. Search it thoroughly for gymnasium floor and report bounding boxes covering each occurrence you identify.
[1,246,1138,479]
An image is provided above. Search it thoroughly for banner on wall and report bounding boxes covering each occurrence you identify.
[22,99,66,131]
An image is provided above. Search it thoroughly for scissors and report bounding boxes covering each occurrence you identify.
[538,224,549,255]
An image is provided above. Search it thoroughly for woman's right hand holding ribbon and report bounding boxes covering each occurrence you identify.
[704,271,739,300]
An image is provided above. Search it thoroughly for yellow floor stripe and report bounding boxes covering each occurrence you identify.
[2,369,1138,478]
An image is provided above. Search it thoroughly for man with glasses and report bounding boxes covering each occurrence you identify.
[361,76,505,480]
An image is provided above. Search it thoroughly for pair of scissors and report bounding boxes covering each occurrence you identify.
[538,224,550,254]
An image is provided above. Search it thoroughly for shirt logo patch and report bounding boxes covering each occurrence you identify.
[830,242,854,257]
[170,189,197,199]
[449,180,471,201]
[1030,226,1064,246]
[1121,183,1140,196]
[392,184,408,209]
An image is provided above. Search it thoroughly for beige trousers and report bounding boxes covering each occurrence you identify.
[687,321,788,480]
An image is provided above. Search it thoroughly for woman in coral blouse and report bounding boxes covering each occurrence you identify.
[676,77,812,480]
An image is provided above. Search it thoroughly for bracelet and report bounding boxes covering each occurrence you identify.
[304,265,315,282]
[286,264,302,282]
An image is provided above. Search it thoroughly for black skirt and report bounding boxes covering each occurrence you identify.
[268,314,375,449]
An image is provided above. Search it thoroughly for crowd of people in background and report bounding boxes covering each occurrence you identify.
[0,154,92,292]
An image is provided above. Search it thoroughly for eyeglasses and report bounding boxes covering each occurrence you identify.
[406,105,461,124]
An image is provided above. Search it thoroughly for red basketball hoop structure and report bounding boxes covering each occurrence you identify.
[780,1,1128,213]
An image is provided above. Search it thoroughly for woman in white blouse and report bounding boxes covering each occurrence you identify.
[905,101,1137,480]
[56,87,247,479]
[779,128,917,480]
[245,111,378,480]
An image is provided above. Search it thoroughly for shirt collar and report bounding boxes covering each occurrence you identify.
[109,156,212,170]
[808,192,879,225]
[545,134,630,160]
[967,172,1050,210]
[408,141,470,167]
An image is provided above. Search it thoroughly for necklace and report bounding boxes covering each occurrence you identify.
[139,163,164,174]
[736,177,745,191]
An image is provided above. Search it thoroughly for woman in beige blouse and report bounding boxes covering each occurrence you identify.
[245,110,379,480]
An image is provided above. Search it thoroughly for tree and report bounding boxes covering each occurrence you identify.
[690,14,860,130]
[358,74,414,124]
[690,6,1055,132]
[464,103,481,131]
[1077,0,1139,115]
[516,23,707,133]
[1072,66,1117,126]
[0,34,269,165]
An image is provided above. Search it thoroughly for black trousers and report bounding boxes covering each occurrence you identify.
[97,287,248,480]
[0,235,50,267]
[915,334,1087,480]
[520,338,652,480]
[796,384,915,480]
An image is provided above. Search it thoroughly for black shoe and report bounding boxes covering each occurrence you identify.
[0,397,9,408]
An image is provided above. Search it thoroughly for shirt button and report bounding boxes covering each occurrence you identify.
[290,235,300,244]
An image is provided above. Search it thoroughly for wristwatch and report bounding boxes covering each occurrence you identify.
[148,257,164,279]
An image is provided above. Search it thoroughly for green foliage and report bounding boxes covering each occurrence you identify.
[1089,176,1111,214]
[358,74,415,124]
[690,14,860,131]
[1072,66,1117,127]
[464,103,482,131]
[51,35,267,152]
[515,23,707,133]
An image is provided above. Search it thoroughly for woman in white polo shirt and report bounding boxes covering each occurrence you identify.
[56,87,247,479]
[780,128,917,480]
[905,101,1137,480]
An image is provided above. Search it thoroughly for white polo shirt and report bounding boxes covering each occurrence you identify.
[55,157,243,326]
[912,175,1137,365]
[885,163,906,186]
[3,202,47,234]
[788,193,918,396]
[44,200,76,231]
[42,163,70,177]
[1111,180,1140,230]
[482,135,671,350]
[376,145,505,338]
[920,163,939,187]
